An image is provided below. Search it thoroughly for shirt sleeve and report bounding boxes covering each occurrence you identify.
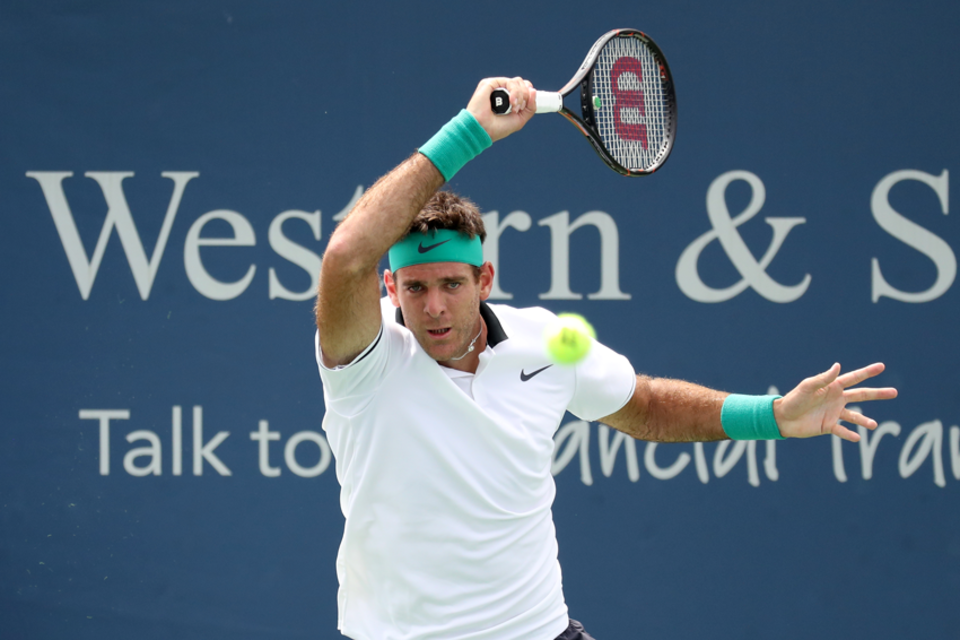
[566,338,637,422]
[316,321,394,418]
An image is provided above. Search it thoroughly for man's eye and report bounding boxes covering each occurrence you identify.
[447,282,460,290]
[408,285,422,293]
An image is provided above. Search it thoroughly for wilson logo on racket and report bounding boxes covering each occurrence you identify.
[489,28,676,176]
[611,57,648,149]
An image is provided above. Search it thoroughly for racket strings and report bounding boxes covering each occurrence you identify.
[593,36,671,171]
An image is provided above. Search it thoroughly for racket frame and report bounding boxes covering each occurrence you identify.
[488,28,677,176]
[556,28,677,176]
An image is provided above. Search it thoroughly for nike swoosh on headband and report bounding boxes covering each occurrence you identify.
[520,365,553,382]
[418,239,453,253]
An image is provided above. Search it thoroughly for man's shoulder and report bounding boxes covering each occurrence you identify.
[486,302,555,322]
[379,296,398,322]
[486,303,556,337]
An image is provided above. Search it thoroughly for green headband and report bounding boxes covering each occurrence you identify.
[388,229,483,272]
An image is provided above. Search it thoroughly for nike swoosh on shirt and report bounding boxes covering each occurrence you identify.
[520,365,553,382]
[418,239,452,253]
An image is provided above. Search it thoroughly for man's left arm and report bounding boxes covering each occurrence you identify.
[600,363,898,443]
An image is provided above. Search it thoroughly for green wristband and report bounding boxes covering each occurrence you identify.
[418,109,492,181]
[721,394,785,440]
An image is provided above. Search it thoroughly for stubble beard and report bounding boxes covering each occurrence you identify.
[417,301,481,363]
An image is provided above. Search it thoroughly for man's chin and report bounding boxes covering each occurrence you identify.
[426,347,456,363]
[420,340,463,363]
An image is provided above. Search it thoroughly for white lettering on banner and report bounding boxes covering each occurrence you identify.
[552,421,779,486]
[952,426,960,481]
[831,434,847,482]
[81,406,333,478]
[598,424,640,481]
[482,210,532,300]
[250,420,333,478]
[552,403,959,488]
[172,406,183,476]
[713,440,761,487]
[645,442,691,480]
[858,418,901,480]
[28,172,327,301]
[269,210,322,301]
[538,211,631,300]
[870,169,955,303]
[250,420,282,477]
[30,176,629,302]
[694,442,710,483]
[27,171,198,300]
[676,170,811,303]
[284,431,332,478]
[184,210,257,301]
[552,421,593,485]
[192,406,232,476]
[31,171,960,304]
[899,420,946,487]
[124,430,162,476]
[78,402,958,487]
[78,409,130,475]
[830,417,960,489]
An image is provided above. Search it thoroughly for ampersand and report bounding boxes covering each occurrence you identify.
[675,171,811,303]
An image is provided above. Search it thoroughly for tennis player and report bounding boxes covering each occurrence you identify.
[314,77,896,640]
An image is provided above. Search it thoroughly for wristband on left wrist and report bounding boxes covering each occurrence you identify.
[417,109,492,181]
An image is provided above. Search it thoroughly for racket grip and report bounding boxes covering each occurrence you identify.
[490,88,563,116]
[490,88,511,114]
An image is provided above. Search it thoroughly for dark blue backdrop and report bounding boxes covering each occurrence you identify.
[2,1,958,638]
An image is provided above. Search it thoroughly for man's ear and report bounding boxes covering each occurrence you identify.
[478,262,495,301]
[384,270,400,307]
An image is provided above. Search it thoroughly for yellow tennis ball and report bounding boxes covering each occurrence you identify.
[543,313,596,365]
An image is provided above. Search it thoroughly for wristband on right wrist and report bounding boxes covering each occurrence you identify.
[721,394,785,440]
[418,109,492,181]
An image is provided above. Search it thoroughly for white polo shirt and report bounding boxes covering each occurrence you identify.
[316,298,636,640]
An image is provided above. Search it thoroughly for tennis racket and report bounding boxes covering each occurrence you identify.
[491,28,677,177]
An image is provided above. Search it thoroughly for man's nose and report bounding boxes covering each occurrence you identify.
[424,288,445,318]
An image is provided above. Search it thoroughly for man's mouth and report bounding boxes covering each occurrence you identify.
[427,328,452,338]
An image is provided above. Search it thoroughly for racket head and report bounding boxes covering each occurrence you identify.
[562,29,677,176]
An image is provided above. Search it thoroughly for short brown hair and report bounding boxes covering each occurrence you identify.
[403,191,486,243]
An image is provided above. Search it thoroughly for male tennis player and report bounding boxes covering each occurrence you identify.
[314,77,896,640]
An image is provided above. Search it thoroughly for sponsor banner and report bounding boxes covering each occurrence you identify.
[2,2,958,639]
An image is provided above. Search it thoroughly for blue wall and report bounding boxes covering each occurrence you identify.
[2,1,958,638]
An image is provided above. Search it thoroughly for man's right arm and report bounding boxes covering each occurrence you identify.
[315,154,444,367]
[315,77,537,368]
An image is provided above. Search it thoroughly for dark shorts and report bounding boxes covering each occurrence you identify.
[554,618,596,640]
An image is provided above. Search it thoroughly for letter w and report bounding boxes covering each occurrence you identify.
[26,171,199,300]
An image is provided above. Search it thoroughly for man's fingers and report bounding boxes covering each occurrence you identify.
[506,77,526,112]
[839,408,877,430]
[804,363,840,391]
[478,77,508,97]
[468,76,537,142]
[837,362,886,388]
[831,422,862,443]
[843,387,898,403]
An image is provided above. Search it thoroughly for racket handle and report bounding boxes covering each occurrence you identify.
[490,88,511,114]
[489,89,563,115]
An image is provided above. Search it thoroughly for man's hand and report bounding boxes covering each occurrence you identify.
[774,363,898,442]
[467,76,537,142]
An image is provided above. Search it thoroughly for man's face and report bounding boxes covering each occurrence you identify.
[385,261,494,364]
